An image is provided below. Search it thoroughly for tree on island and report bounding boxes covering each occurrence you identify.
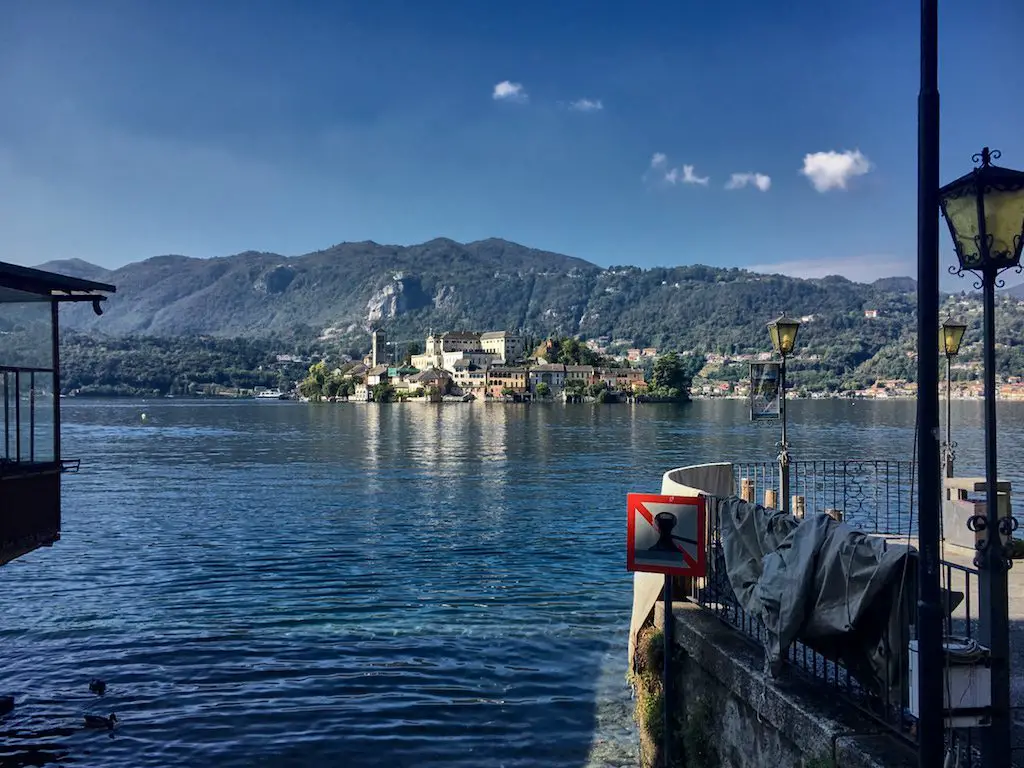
[648,352,702,400]
[535,382,552,399]
[371,382,396,402]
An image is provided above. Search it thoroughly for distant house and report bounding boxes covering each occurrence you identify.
[565,365,595,387]
[344,362,369,379]
[864,309,880,319]
[487,367,528,398]
[408,368,451,394]
[441,350,498,373]
[451,359,487,397]
[599,367,646,391]
[353,382,372,401]
[530,363,567,393]
[366,365,389,387]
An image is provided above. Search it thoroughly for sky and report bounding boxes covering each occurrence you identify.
[2,0,1023,285]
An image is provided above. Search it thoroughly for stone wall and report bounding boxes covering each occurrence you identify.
[652,601,918,768]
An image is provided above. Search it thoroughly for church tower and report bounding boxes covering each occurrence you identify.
[371,329,387,367]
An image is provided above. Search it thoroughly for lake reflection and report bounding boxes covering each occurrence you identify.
[0,398,1022,768]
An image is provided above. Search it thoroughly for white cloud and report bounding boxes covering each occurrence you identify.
[647,154,709,187]
[492,80,528,102]
[725,172,771,192]
[665,164,709,186]
[569,98,603,112]
[800,149,871,192]
[747,254,912,283]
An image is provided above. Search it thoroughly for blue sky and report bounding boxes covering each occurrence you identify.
[2,0,1023,284]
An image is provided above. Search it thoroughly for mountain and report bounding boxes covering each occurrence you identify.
[871,276,917,293]
[35,258,114,284]
[37,238,916,359]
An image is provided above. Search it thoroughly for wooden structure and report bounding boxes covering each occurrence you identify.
[0,261,115,565]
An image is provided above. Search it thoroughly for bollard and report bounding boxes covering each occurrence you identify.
[741,479,755,503]
[825,508,844,522]
[792,496,806,519]
[764,489,778,509]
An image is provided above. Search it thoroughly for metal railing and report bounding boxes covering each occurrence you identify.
[1,365,55,465]
[734,459,917,535]
[687,462,984,759]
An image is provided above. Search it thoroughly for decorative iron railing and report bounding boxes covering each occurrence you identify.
[733,459,917,535]
[686,461,986,763]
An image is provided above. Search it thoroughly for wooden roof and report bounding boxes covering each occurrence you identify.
[0,261,116,301]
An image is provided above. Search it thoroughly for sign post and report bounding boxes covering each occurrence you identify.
[627,493,707,768]
[749,362,781,422]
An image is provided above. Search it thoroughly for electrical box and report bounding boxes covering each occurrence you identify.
[908,639,992,728]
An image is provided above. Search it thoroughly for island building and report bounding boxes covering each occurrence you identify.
[364,327,646,400]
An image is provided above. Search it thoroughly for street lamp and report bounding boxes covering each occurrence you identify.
[767,313,800,514]
[939,147,1024,766]
[940,319,967,477]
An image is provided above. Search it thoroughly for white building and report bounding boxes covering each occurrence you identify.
[480,331,525,363]
[530,363,567,393]
[441,350,498,373]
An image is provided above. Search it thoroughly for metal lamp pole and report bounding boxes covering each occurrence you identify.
[941,321,966,478]
[939,147,1024,768]
[915,0,944,764]
[767,314,800,515]
[779,353,789,512]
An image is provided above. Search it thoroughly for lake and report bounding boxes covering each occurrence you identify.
[1,398,1023,768]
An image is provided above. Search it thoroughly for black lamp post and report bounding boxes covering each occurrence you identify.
[939,147,1024,767]
[767,313,800,514]
[940,319,967,477]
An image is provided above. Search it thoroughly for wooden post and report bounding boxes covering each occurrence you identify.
[764,489,778,509]
[792,496,806,519]
[741,478,754,502]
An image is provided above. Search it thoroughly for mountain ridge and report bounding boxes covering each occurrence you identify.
[33,238,922,363]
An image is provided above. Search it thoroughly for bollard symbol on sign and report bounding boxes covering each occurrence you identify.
[626,494,706,577]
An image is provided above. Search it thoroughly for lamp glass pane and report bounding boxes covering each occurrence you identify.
[768,324,781,354]
[942,324,966,356]
[982,184,1024,267]
[941,188,983,269]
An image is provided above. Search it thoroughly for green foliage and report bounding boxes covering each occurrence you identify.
[298,361,355,400]
[371,382,396,402]
[56,332,309,397]
[535,381,551,398]
[34,242,1024,395]
[550,336,607,366]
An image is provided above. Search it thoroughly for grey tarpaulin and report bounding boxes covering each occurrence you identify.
[716,496,917,697]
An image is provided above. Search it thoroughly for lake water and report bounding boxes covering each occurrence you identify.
[2,398,1024,768]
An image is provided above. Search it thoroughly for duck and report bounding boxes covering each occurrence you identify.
[84,713,116,730]
[89,679,107,696]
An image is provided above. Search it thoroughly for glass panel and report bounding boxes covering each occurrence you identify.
[983,184,1024,266]
[32,371,55,462]
[1,370,12,462]
[941,186,982,269]
[0,296,53,370]
[18,371,32,462]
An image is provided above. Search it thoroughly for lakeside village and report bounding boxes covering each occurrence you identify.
[249,325,1024,404]
[267,328,1024,405]
[286,330,669,403]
